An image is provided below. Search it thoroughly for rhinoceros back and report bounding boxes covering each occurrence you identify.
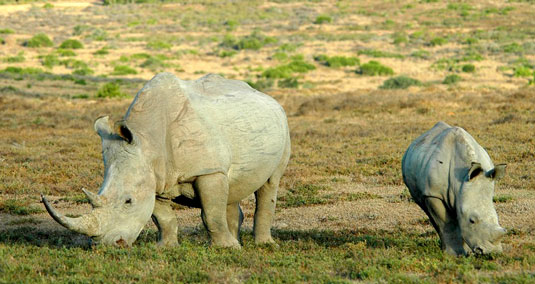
[402,122,494,205]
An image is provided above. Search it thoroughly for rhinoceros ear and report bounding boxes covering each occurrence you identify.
[487,164,506,180]
[468,162,483,181]
[94,116,113,138]
[115,120,134,144]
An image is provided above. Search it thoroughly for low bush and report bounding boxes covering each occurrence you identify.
[380,76,421,89]
[278,77,299,88]
[4,52,25,63]
[56,49,76,57]
[357,61,394,76]
[2,66,43,75]
[0,28,14,34]
[462,64,476,73]
[59,39,83,49]
[93,47,109,55]
[314,54,360,68]
[262,59,315,79]
[429,37,447,46]
[443,74,462,84]
[96,82,127,98]
[358,49,404,59]
[514,66,532,77]
[112,65,137,75]
[40,54,59,68]
[314,15,332,24]
[25,33,53,48]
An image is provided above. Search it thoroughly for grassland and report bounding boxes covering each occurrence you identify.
[1,0,535,282]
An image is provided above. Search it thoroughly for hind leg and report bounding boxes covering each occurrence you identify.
[254,177,279,245]
[227,202,244,241]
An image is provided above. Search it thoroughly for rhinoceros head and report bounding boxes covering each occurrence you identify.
[457,162,507,255]
[43,116,156,246]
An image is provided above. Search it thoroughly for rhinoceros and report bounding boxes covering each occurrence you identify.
[42,72,291,248]
[402,121,507,256]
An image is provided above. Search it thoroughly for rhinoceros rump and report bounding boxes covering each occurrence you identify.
[402,122,506,256]
[43,73,291,247]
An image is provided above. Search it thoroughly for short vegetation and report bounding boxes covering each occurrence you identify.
[96,82,128,98]
[25,33,53,48]
[314,54,360,68]
[59,39,84,49]
[357,61,394,76]
[380,76,421,89]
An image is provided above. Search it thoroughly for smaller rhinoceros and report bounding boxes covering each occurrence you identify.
[402,121,507,256]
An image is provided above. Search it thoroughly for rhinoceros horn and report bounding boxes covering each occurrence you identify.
[41,194,101,237]
[82,188,104,208]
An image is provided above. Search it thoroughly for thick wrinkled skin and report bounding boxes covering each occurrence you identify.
[44,73,291,247]
[402,121,506,256]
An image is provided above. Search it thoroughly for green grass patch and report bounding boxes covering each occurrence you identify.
[146,40,172,50]
[1,66,44,75]
[314,15,332,24]
[279,183,331,208]
[0,199,43,215]
[0,28,14,34]
[4,51,25,63]
[221,32,278,51]
[411,50,430,59]
[514,66,532,77]
[380,76,421,89]
[56,49,76,57]
[443,74,462,85]
[462,64,476,73]
[93,47,109,55]
[59,39,84,49]
[25,33,53,48]
[357,61,394,76]
[493,195,513,203]
[40,54,59,69]
[428,37,448,46]
[314,54,360,68]
[112,65,137,75]
[96,82,128,98]
[358,49,404,59]
[42,2,53,9]
[262,58,315,79]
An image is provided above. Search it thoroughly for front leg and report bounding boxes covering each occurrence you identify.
[152,198,178,247]
[195,173,240,248]
[424,197,466,256]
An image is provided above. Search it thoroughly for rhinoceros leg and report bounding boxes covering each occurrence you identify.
[151,198,178,247]
[195,173,241,248]
[253,176,280,245]
[226,203,244,241]
[424,197,466,256]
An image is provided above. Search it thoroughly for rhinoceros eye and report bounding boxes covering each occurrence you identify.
[469,218,475,224]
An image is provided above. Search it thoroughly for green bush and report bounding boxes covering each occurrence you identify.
[358,49,404,59]
[41,54,59,68]
[0,28,14,34]
[2,66,43,75]
[218,50,237,58]
[278,77,299,88]
[93,47,109,55]
[59,39,83,49]
[61,59,88,69]
[56,49,76,57]
[246,78,274,91]
[112,65,137,75]
[272,52,288,61]
[314,15,332,24]
[380,76,421,89]
[140,57,167,70]
[443,74,462,84]
[4,52,25,63]
[429,37,447,46]
[223,32,277,51]
[73,67,94,76]
[514,66,533,77]
[358,61,394,76]
[462,64,475,73]
[315,55,360,68]
[96,82,127,98]
[262,59,316,79]
[25,33,53,48]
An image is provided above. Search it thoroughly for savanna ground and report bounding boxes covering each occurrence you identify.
[1,0,535,282]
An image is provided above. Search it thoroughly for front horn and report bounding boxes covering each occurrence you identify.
[41,194,101,237]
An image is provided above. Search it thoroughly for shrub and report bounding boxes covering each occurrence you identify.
[61,59,88,69]
[56,49,76,56]
[358,61,394,76]
[112,65,137,75]
[4,52,25,63]
[314,54,359,68]
[278,77,299,88]
[314,15,332,24]
[93,47,109,55]
[2,66,43,75]
[262,59,316,79]
[380,76,421,89]
[41,54,59,68]
[25,33,53,48]
[96,82,127,98]
[358,49,404,59]
[0,28,14,34]
[462,64,475,73]
[140,57,167,70]
[429,37,447,46]
[443,74,462,84]
[218,50,237,58]
[72,67,94,76]
[514,66,532,77]
[146,40,172,50]
[43,3,53,9]
[226,32,277,51]
[59,39,83,49]
[247,78,274,91]
[272,52,288,61]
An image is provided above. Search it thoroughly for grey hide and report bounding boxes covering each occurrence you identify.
[43,72,291,248]
[402,121,507,256]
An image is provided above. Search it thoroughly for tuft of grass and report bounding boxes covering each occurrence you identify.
[72,67,94,76]
[221,32,278,51]
[40,54,59,69]
[93,47,109,55]
[140,57,168,71]
[96,82,128,98]
[279,183,331,208]
[4,51,25,63]
[380,76,421,89]
[0,28,14,34]
[278,77,299,88]
[246,78,274,92]
[56,49,76,57]
[462,64,476,73]
[314,15,332,24]
[514,66,532,77]
[357,61,394,76]
[42,2,53,9]
[59,39,84,49]
[443,74,462,85]
[112,65,137,75]
[25,33,53,48]
[1,66,44,75]
[411,50,430,59]
[0,199,44,215]
[314,54,360,68]
[493,195,513,203]
[428,37,448,46]
[146,40,172,50]
[358,49,404,59]
[262,58,315,79]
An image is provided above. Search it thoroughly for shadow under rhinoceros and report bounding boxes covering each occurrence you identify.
[0,225,93,249]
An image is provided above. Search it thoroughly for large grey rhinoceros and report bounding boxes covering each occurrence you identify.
[402,121,507,256]
[42,72,291,248]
